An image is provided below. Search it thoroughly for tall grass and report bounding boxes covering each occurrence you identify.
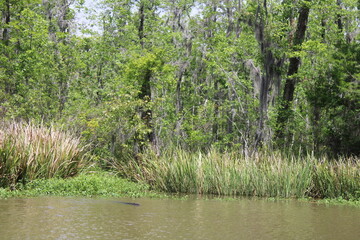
[312,157,360,199]
[0,122,89,187]
[115,148,360,199]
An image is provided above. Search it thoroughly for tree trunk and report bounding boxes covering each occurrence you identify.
[138,2,145,48]
[253,2,277,148]
[136,2,156,151]
[276,3,310,139]
[2,0,12,96]
[1,0,10,46]
[175,65,184,137]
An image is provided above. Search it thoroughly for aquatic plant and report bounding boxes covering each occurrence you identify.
[114,148,360,200]
[312,156,360,199]
[0,172,158,198]
[0,122,89,187]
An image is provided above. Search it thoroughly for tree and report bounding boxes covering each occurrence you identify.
[276,0,311,142]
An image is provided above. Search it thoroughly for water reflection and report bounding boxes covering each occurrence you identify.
[0,197,359,240]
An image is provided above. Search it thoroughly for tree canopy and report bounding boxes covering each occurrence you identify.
[1,0,359,159]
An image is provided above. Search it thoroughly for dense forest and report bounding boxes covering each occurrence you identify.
[1,0,359,161]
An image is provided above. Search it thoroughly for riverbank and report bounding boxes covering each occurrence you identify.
[0,171,165,199]
[1,171,359,207]
[1,123,359,205]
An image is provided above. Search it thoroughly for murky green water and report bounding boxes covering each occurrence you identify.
[0,197,359,240]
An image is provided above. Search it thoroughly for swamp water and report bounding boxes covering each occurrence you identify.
[0,197,359,240]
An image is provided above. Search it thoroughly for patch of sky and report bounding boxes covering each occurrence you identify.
[73,0,102,36]
[72,0,202,36]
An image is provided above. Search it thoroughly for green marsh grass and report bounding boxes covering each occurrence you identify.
[0,122,89,187]
[312,157,360,199]
[115,148,359,199]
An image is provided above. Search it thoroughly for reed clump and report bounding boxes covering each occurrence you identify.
[0,122,88,188]
[116,148,360,199]
[312,157,360,199]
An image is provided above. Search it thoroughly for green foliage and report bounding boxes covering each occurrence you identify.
[0,172,157,198]
[297,39,360,155]
[0,8,55,120]
[18,172,149,197]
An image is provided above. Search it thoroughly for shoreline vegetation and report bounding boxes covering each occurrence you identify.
[116,149,360,200]
[0,172,161,199]
[1,123,359,205]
